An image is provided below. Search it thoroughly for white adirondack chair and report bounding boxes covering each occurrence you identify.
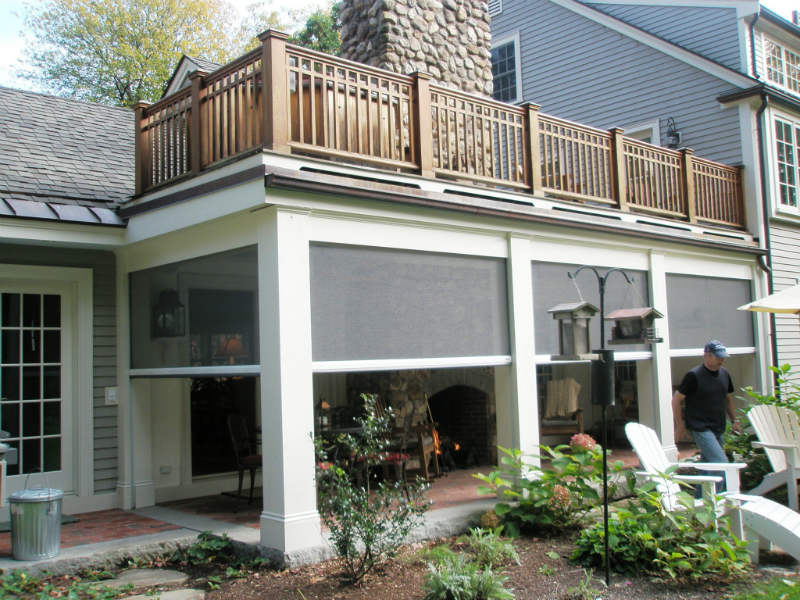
[625,421,800,564]
[747,404,800,511]
[624,422,746,511]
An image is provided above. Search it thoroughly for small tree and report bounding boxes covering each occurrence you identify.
[315,393,430,583]
[290,2,342,55]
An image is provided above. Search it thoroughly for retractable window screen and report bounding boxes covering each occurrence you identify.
[310,244,510,362]
[666,274,753,349]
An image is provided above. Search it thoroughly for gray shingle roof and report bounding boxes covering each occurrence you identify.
[0,86,134,212]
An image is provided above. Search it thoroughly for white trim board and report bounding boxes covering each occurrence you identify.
[312,356,512,373]
[669,346,756,357]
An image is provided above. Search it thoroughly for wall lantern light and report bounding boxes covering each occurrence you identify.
[666,117,681,149]
[547,300,599,359]
[152,289,186,338]
[605,307,663,345]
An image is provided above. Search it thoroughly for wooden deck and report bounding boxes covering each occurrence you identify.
[134,30,745,230]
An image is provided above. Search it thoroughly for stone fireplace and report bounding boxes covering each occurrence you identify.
[345,367,496,467]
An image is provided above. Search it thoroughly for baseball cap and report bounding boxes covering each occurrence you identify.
[704,340,729,358]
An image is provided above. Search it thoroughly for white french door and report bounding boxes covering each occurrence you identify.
[0,282,74,495]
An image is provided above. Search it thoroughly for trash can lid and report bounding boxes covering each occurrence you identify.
[9,488,63,502]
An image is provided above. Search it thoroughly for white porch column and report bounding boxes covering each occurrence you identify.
[647,251,677,460]
[495,235,538,466]
[257,207,321,554]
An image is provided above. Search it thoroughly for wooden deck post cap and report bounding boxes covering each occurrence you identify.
[188,70,207,81]
[412,72,432,80]
[258,29,289,42]
[520,101,541,111]
[131,102,150,111]
[680,147,695,155]
[610,126,625,134]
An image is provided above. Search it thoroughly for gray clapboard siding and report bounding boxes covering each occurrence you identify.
[0,244,117,494]
[768,223,800,377]
[585,3,743,72]
[491,0,744,165]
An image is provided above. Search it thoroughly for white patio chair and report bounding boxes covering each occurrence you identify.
[624,422,746,511]
[747,404,800,511]
[625,421,800,564]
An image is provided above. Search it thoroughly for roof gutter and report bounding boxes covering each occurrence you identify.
[755,92,780,374]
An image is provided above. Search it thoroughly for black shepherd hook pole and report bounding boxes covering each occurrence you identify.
[568,265,632,587]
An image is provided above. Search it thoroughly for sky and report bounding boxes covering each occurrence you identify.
[0,0,798,92]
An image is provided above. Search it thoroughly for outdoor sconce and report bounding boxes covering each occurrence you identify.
[666,117,681,149]
[605,307,663,345]
[152,289,186,338]
[548,301,599,359]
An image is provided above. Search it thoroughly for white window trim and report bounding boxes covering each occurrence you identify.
[762,34,800,96]
[621,119,662,145]
[491,31,523,105]
[767,107,800,222]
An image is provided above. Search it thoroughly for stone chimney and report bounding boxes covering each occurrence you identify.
[339,0,494,97]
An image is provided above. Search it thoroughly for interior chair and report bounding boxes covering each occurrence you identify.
[227,413,262,503]
[374,397,440,481]
[747,404,800,511]
[625,421,800,564]
[540,377,584,437]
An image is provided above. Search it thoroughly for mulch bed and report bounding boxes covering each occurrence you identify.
[204,535,794,600]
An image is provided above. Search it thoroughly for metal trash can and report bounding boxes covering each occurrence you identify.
[9,481,63,560]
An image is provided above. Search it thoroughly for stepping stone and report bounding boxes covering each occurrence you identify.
[127,589,206,600]
[93,568,190,589]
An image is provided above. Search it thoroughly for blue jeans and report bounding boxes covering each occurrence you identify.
[690,429,727,496]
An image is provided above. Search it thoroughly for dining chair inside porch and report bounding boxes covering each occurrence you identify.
[227,413,262,504]
[374,396,440,481]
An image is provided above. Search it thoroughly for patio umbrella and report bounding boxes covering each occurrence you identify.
[738,284,800,314]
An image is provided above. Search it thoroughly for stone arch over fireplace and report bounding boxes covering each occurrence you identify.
[428,367,496,466]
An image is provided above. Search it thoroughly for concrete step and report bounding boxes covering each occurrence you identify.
[92,567,190,590]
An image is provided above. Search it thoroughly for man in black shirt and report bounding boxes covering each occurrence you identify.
[672,339,742,492]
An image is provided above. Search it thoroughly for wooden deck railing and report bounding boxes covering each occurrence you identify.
[134,30,746,229]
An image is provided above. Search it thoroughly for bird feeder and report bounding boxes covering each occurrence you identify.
[548,301,599,359]
[605,307,663,344]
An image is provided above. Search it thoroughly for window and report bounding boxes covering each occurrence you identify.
[775,116,800,209]
[491,34,521,103]
[764,38,800,93]
[622,120,661,145]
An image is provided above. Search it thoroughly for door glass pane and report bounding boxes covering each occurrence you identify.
[22,330,40,364]
[43,437,60,472]
[42,295,60,328]
[22,366,40,400]
[43,366,60,399]
[43,402,60,435]
[2,366,19,400]
[22,438,40,474]
[2,330,19,363]
[5,441,18,476]
[22,294,40,327]
[2,403,19,436]
[2,294,19,326]
[23,402,41,437]
[42,331,60,363]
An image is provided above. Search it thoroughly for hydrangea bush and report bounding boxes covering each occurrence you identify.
[474,434,625,536]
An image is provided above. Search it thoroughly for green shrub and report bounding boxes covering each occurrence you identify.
[571,476,750,582]
[456,528,519,569]
[315,393,430,584]
[474,435,624,536]
[422,553,514,600]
